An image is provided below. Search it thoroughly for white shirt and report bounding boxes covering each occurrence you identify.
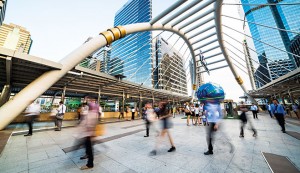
[250,105,257,111]
[57,104,66,114]
[194,107,200,114]
[25,103,41,116]
[199,105,204,112]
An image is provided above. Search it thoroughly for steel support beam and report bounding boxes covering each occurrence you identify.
[214,0,257,104]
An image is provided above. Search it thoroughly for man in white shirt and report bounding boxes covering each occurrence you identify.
[55,101,66,131]
[250,103,258,119]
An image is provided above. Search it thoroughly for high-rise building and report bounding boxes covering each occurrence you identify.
[93,46,111,73]
[111,0,152,86]
[0,0,8,26]
[290,35,300,67]
[241,0,300,83]
[152,36,187,95]
[0,23,32,54]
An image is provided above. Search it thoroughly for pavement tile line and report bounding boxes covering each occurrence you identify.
[285,131,300,140]
[121,123,145,129]
[62,129,144,153]
[262,152,300,173]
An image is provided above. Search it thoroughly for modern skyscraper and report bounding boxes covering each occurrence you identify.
[0,0,8,26]
[241,0,300,83]
[290,35,300,68]
[111,0,152,86]
[93,46,111,73]
[0,23,32,54]
[152,36,187,95]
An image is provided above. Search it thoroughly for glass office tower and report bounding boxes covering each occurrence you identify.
[241,0,300,84]
[111,0,152,86]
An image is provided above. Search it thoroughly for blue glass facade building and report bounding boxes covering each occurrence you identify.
[241,0,300,84]
[111,0,152,86]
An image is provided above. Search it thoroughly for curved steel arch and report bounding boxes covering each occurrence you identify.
[0,23,198,130]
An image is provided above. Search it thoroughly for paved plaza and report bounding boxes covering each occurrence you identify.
[0,112,300,173]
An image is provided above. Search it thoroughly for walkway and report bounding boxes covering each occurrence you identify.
[0,113,299,173]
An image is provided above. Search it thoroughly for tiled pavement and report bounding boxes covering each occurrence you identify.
[0,112,299,173]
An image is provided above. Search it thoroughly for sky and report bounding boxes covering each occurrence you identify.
[4,0,254,102]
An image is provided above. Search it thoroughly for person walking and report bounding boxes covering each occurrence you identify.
[55,101,66,131]
[184,102,192,126]
[172,106,177,118]
[150,101,176,155]
[271,99,286,133]
[250,103,258,119]
[203,101,222,155]
[267,103,273,118]
[80,98,98,170]
[292,103,299,119]
[144,103,156,137]
[131,107,135,120]
[24,101,41,136]
[239,101,257,138]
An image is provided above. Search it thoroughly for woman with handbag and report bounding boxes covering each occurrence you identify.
[184,102,192,126]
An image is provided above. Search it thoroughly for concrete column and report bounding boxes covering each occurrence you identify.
[61,86,67,103]
[98,86,101,104]
[139,92,142,118]
[152,92,155,106]
[0,85,11,107]
[122,90,125,118]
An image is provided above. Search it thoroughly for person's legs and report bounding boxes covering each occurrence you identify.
[255,111,258,119]
[187,114,190,126]
[132,112,134,120]
[85,137,94,168]
[252,111,255,119]
[268,110,273,118]
[277,115,286,132]
[205,122,215,155]
[57,120,62,130]
[240,121,245,137]
[145,120,150,137]
[166,130,176,152]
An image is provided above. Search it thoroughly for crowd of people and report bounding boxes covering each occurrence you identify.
[22,97,299,170]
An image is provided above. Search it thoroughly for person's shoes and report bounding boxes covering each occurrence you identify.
[144,135,149,137]
[24,134,32,136]
[80,165,93,170]
[55,129,61,131]
[149,150,156,156]
[253,133,257,137]
[80,155,88,160]
[204,151,213,155]
[239,135,244,138]
[282,130,286,133]
[167,146,176,152]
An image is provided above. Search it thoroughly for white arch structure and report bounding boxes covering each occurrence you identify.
[0,0,253,130]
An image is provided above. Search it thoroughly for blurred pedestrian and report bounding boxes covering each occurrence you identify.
[24,101,41,136]
[184,102,192,126]
[267,103,273,118]
[271,99,286,133]
[80,98,99,170]
[292,103,299,119]
[144,103,157,137]
[55,101,66,131]
[239,101,257,138]
[203,101,222,155]
[250,103,258,119]
[172,106,177,118]
[150,101,175,155]
[131,107,135,120]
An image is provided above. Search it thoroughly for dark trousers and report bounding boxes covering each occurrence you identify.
[85,137,94,167]
[55,119,62,130]
[145,119,151,136]
[132,112,135,120]
[252,111,258,119]
[268,110,273,118]
[240,120,256,136]
[27,122,33,135]
[206,122,216,152]
[275,113,285,132]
